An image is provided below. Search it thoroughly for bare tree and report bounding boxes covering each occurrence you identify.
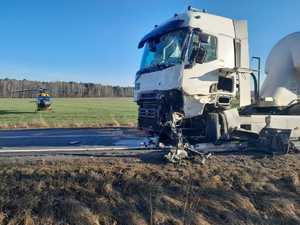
[0,78,134,98]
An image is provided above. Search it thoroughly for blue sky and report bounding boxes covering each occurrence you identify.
[0,0,299,86]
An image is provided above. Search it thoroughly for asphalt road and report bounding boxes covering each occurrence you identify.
[0,128,149,150]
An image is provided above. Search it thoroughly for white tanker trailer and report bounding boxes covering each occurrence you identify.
[239,32,300,130]
[261,32,300,107]
[236,32,300,153]
[134,7,300,154]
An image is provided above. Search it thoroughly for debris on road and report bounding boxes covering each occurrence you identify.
[69,141,81,145]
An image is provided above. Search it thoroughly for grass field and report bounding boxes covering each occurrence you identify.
[0,98,138,129]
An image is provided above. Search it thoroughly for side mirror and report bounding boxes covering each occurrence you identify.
[200,33,209,44]
[186,33,208,67]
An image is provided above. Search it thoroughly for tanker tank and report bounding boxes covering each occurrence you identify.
[261,32,300,106]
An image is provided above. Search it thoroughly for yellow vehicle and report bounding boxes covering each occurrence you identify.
[36,88,52,111]
[15,88,52,111]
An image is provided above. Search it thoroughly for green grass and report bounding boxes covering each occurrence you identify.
[0,98,138,128]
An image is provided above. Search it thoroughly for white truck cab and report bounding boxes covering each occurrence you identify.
[135,7,252,141]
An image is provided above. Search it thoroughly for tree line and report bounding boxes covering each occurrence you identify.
[0,78,134,98]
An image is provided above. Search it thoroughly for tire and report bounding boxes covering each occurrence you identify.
[206,113,221,144]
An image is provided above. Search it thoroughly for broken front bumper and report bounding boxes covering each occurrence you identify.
[136,90,183,134]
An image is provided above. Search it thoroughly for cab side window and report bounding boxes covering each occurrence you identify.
[188,32,218,64]
[187,32,201,63]
[201,35,217,63]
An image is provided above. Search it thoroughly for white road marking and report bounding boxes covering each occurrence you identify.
[0,146,158,154]
[0,134,137,139]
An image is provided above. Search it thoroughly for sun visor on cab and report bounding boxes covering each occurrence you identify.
[138,19,185,49]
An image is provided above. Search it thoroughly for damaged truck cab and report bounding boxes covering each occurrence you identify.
[135,7,252,143]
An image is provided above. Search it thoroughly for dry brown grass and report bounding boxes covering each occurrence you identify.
[0,153,299,225]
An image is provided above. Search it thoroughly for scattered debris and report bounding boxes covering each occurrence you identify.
[69,141,81,145]
[142,136,159,148]
[164,148,189,163]
[200,153,212,165]
[256,128,292,154]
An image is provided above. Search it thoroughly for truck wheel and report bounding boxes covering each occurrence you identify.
[206,113,221,144]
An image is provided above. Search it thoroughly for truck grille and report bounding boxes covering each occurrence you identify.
[137,90,183,133]
[137,92,161,132]
[139,108,157,118]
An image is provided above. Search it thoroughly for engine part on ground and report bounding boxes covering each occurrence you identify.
[200,153,212,165]
[164,148,189,163]
[163,126,299,164]
[255,128,294,154]
[164,141,247,164]
[164,145,214,164]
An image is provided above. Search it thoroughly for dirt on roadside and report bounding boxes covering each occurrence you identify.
[0,152,299,225]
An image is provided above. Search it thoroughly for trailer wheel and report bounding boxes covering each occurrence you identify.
[206,113,221,144]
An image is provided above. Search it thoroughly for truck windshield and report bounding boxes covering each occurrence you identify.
[139,29,187,72]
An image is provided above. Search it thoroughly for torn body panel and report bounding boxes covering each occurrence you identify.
[134,64,184,101]
[183,95,207,118]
